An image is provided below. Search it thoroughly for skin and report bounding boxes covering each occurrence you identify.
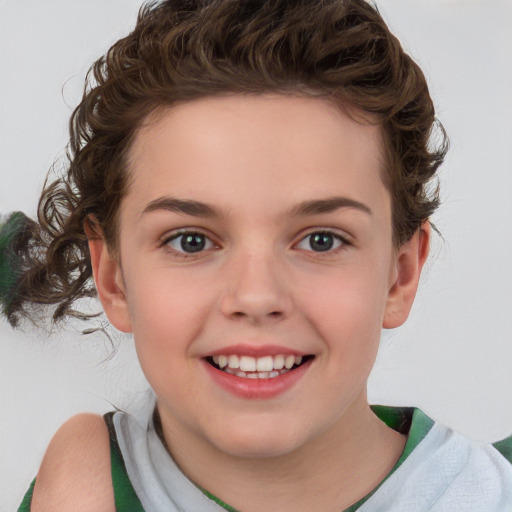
[32,95,429,512]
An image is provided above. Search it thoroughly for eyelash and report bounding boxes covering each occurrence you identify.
[161,228,350,257]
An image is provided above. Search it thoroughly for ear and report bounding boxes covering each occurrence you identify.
[383,222,431,329]
[85,219,133,333]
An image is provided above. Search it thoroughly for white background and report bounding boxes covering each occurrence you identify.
[1,0,511,510]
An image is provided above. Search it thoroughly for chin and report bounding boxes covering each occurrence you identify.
[206,420,309,460]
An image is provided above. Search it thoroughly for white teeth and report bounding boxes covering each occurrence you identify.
[256,356,274,372]
[239,356,257,372]
[212,353,309,376]
[273,354,285,370]
[284,355,295,369]
[228,355,239,369]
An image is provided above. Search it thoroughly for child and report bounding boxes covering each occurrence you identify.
[2,0,511,510]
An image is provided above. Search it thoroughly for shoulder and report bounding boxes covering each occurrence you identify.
[367,418,512,511]
[406,424,512,509]
[30,413,115,512]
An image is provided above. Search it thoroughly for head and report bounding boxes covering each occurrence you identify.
[73,0,445,461]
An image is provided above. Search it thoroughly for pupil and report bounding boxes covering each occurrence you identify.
[310,233,333,252]
[181,234,205,253]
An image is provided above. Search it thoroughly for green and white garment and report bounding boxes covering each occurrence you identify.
[19,393,512,511]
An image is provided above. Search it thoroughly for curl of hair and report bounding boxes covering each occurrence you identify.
[4,0,448,327]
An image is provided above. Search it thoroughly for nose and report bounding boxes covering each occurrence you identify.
[220,248,292,324]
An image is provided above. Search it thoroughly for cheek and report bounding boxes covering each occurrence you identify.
[126,265,209,324]
[299,268,388,326]
[124,273,209,395]
[123,266,220,366]
[293,260,390,358]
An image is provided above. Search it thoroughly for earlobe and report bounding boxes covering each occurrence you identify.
[85,219,133,333]
[383,222,431,329]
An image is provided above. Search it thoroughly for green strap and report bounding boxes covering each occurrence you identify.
[200,488,240,512]
[342,406,434,512]
[493,434,512,464]
[17,478,35,512]
[104,412,146,512]
[374,406,435,467]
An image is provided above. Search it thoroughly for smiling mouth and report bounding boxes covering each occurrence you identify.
[205,354,314,379]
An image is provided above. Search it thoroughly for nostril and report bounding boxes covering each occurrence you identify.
[230,311,282,319]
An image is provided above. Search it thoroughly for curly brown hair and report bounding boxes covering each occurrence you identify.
[1,0,447,327]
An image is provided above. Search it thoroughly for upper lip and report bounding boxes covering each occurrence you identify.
[203,344,310,358]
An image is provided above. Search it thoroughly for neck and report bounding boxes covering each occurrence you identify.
[157,393,406,512]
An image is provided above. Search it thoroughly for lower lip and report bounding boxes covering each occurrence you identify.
[202,358,313,399]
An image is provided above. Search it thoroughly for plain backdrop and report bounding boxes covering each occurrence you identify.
[1,0,511,510]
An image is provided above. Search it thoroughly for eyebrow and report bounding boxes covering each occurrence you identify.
[287,197,372,216]
[142,197,221,217]
[141,195,372,218]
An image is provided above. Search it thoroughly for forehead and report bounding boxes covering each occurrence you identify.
[124,94,389,221]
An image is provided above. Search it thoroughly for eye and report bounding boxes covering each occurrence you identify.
[165,231,215,254]
[296,231,347,253]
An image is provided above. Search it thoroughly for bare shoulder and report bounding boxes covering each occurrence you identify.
[31,413,115,512]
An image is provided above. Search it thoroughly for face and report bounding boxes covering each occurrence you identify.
[95,95,423,460]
